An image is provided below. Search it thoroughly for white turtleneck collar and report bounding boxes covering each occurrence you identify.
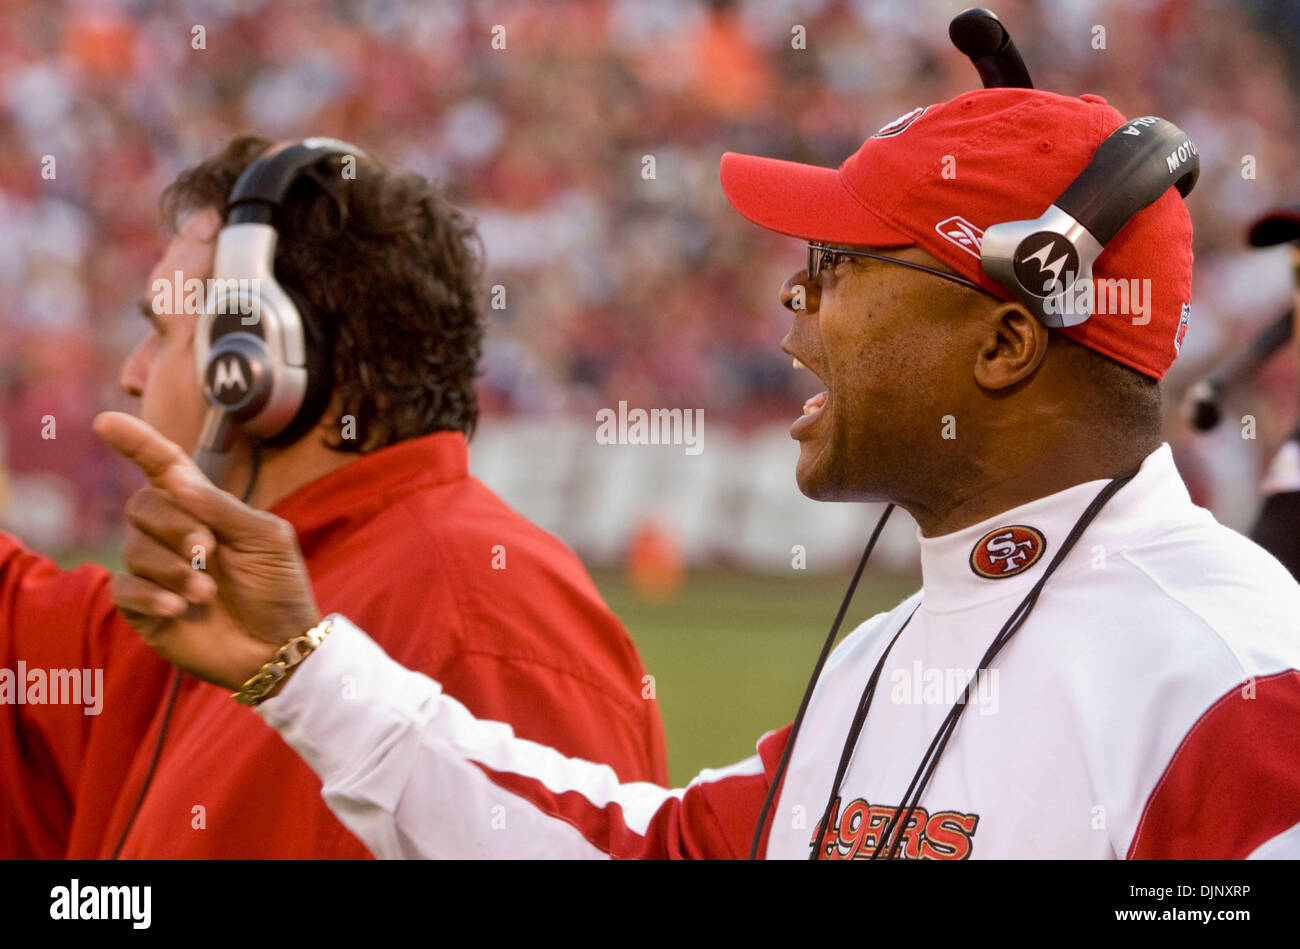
[916,443,1194,613]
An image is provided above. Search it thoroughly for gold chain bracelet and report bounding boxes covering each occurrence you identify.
[232,618,333,707]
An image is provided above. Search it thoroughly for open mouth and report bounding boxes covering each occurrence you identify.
[790,355,829,438]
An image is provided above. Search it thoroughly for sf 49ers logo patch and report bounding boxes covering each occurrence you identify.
[870,105,929,138]
[970,525,1046,579]
[813,796,979,860]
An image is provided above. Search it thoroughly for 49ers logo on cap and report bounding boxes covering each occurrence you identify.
[970,525,1046,579]
[871,105,929,138]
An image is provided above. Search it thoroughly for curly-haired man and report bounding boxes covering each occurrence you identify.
[0,137,667,858]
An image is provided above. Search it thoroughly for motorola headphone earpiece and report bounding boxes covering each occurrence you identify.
[980,115,1199,328]
[193,137,366,482]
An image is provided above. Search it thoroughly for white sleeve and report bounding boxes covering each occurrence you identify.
[255,615,778,859]
[1246,822,1300,859]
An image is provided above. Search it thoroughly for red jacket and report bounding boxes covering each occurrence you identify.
[0,431,667,858]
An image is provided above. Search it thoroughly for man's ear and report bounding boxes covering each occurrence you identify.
[972,302,1049,391]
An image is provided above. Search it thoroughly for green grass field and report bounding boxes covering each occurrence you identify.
[589,568,920,784]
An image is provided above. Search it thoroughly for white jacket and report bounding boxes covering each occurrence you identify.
[257,444,1300,858]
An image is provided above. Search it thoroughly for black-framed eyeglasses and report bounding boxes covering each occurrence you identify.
[807,241,995,296]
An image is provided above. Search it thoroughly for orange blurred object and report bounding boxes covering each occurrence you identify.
[64,7,136,76]
[626,516,685,601]
[691,8,773,117]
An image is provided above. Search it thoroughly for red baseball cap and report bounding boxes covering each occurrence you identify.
[720,88,1194,380]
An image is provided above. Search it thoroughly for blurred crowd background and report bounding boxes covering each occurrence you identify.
[2,0,1300,560]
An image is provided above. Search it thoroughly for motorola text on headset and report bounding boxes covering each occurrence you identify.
[749,7,1201,860]
[193,137,367,486]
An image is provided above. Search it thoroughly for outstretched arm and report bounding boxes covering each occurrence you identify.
[93,411,785,859]
[258,614,785,859]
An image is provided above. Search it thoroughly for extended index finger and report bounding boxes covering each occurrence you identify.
[93,411,205,489]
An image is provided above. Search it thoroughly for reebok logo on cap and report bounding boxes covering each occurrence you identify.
[935,216,984,258]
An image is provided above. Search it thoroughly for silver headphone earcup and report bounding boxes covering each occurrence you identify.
[980,207,1103,328]
[197,265,311,443]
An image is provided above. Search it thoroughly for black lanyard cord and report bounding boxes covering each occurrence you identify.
[110,667,181,859]
[111,446,261,859]
[805,471,1137,861]
[875,471,1135,859]
[747,502,896,860]
[808,604,918,859]
[877,588,1040,859]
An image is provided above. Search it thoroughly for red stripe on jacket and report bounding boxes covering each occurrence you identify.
[475,724,792,859]
[1128,669,1300,859]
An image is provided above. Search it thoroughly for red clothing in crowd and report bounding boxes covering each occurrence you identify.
[0,431,667,858]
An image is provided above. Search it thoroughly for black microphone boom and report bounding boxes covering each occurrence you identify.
[949,8,1034,89]
[1182,308,1294,432]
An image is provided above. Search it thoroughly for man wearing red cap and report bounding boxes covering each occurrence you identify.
[94,89,1300,859]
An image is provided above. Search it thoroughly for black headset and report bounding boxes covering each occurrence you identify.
[192,137,367,483]
[979,115,1199,327]
[946,8,1200,329]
